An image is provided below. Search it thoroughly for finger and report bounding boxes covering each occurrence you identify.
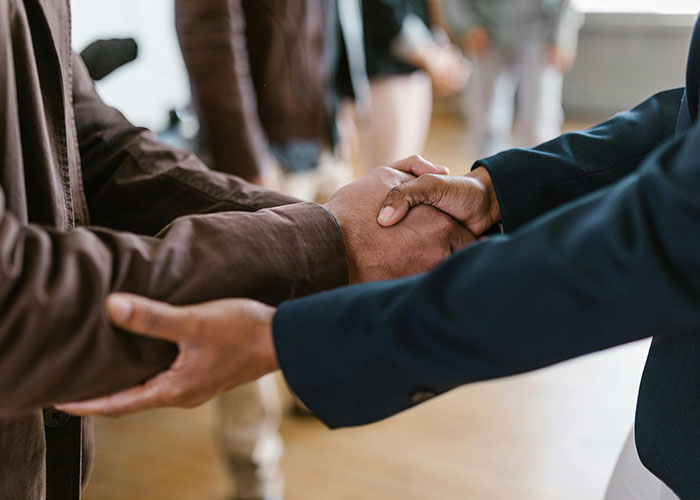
[377,175,442,226]
[56,373,174,416]
[106,293,192,343]
[390,155,450,177]
[377,183,414,227]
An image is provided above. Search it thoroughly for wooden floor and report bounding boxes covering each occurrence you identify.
[83,114,653,500]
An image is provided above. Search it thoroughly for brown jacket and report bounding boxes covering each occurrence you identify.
[175,0,333,180]
[0,1,348,498]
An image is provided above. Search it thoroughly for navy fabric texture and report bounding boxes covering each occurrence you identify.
[275,14,700,499]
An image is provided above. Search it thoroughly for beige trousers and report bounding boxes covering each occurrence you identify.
[217,375,284,500]
[467,40,564,158]
[216,152,352,500]
[339,70,433,172]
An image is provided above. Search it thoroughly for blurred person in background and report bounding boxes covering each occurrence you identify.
[344,0,469,169]
[175,0,354,201]
[442,0,583,157]
[174,1,359,499]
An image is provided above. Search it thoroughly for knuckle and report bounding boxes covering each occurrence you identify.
[421,173,441,187]
[187,308,210,334]
[420,175,446,203]
[164,383,184,404]
[386,184,406,200]
[177,386,196,405]
[134,308,159,333]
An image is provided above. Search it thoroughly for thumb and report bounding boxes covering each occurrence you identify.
[106,293,191,343]
[377,174,444,227]
[389,155,450,177]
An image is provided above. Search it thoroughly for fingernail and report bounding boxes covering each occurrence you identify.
[107,295,133,323]
[378,206,395,224]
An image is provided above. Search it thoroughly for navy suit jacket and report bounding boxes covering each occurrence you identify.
[274,15,700,498]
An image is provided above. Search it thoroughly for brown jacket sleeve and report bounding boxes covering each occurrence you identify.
[174,0,270,180]
[0,57,348,417]
[73,53,290,235]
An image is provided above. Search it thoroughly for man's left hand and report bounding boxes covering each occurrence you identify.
[56,293,277,416]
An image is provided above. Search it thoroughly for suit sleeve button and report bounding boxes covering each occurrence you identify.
[410,389,437,405]
[43,408,71,428]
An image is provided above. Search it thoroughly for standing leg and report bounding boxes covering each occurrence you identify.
[515,40,564,148]
[605,427,680,500]
[364,70,433,168]
[467,48,516,158]
[216,375,284,500]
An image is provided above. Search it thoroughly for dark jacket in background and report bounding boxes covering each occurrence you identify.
[273,14,700,499]
[0,1,348,498]
[175,0,337,179]
[362,0,430,78]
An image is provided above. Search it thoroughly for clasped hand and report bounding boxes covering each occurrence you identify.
[57,156,500,416]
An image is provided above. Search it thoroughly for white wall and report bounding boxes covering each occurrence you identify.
[71,1,698,125]
[71,0,189,131]
[563,10,697,118]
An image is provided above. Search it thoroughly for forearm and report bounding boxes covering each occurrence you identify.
[274,126,700,428]
[0,201,346,416]
[475,88,684,231]
[74,51,293,234]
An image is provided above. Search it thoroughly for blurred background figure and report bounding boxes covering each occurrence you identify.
[442,0,583,157]
[341,0,469,170]
[175,0,354,201]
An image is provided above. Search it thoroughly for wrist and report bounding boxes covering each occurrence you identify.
[468,166,501,229]
[323,202,361,283]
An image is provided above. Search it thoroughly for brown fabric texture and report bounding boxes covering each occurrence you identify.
[0,0,348,498]
[175,0,331,180]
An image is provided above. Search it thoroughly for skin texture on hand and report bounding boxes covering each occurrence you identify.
[56,294,278,416]
[325,157,477,283]
[55,157,475,416]
[377,164,501,237]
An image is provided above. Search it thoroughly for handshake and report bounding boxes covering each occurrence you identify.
[57,155,501,416]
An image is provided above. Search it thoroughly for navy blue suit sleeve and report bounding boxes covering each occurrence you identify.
[273,123,700,429]
[476,88,684,231]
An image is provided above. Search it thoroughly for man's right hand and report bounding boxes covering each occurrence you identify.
[377,164,501,237]
[325,159,476,283]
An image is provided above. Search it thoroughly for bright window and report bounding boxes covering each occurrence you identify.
[573,0,699,14]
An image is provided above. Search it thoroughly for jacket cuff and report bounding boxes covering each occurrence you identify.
[268,202,349,296]
[471,154,534,233]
